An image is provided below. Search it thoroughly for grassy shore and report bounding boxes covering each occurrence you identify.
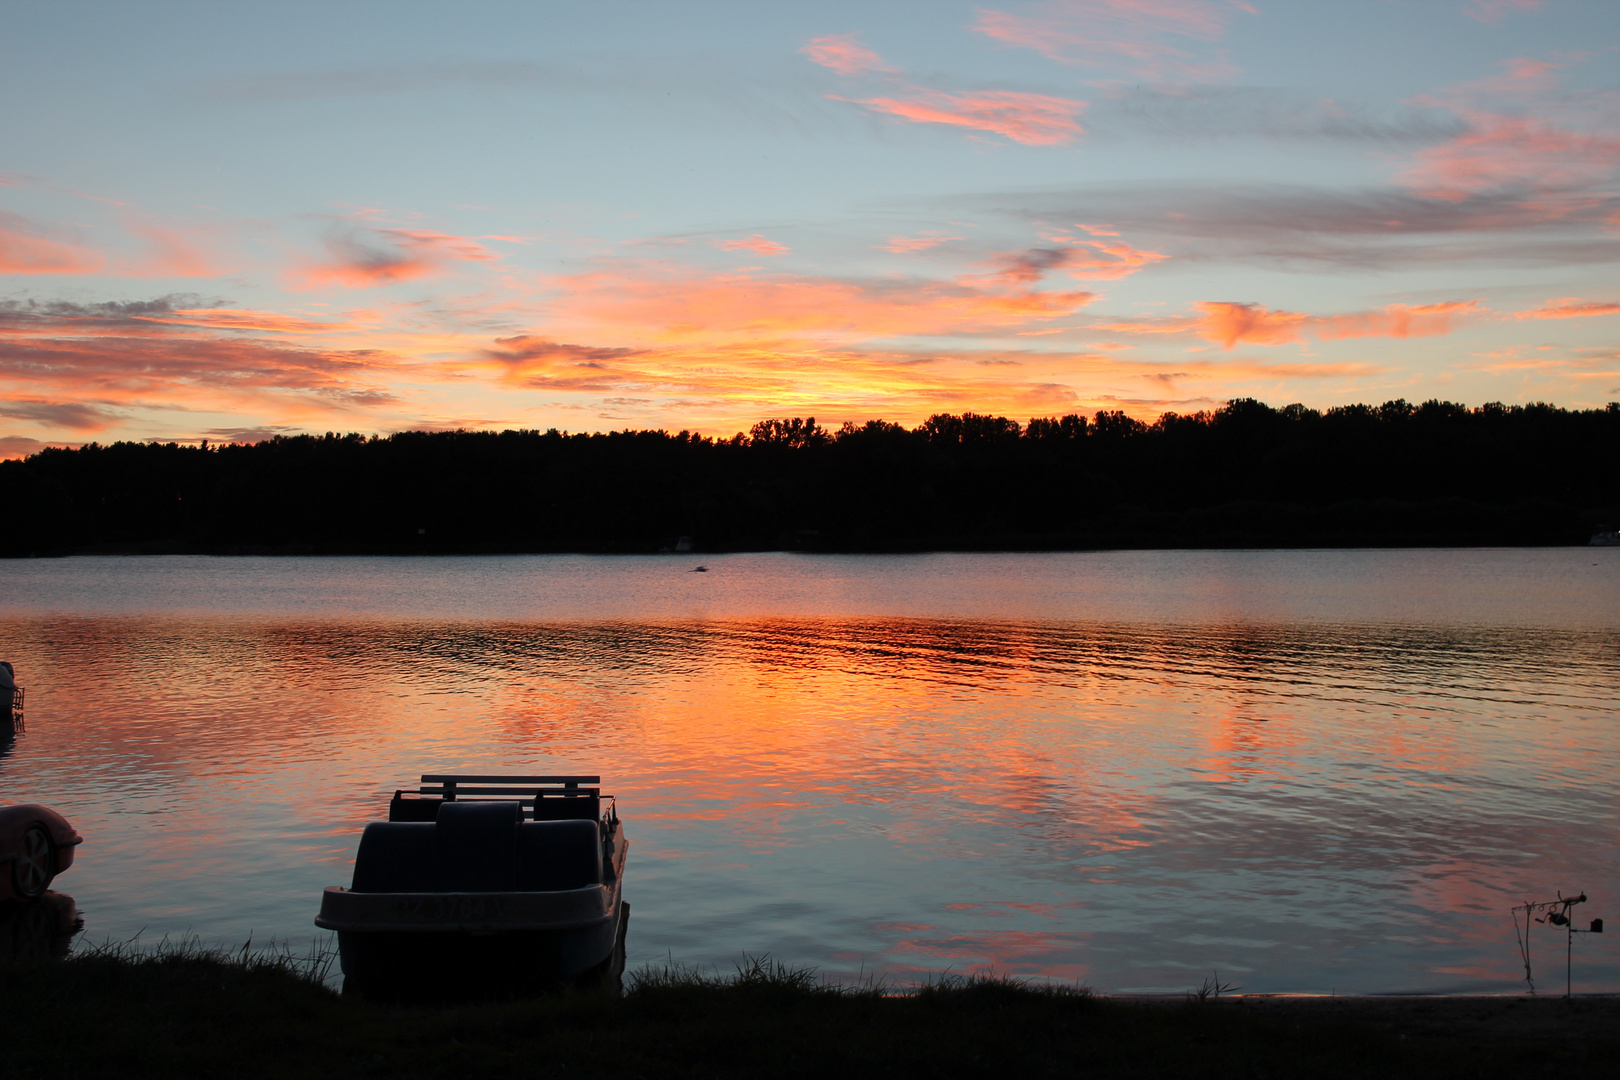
[3,945,1617,1079]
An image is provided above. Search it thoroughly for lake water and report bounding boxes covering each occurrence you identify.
[2,550,1617,994]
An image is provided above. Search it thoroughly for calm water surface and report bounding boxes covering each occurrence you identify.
[2,550,1617,993]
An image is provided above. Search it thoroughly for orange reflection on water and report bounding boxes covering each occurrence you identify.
[2,601,1618,993]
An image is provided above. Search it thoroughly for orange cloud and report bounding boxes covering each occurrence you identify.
[0,211,105,274]
[0,298,406,423]
[1194,302,1309,348]
[719,234,790,255]
[535,260,1096,346]
[1315,300,1483,341]
[973,0,1245,81]
[1036,229,1169,280]
[162,308,348,333]
[847,90,1086,146]
[1514,298,1620,320]
[119,220,233,278]
[1194,300,1482,348]
[289,225,498,289]
[801,34,897,77]
[881,234,963,253]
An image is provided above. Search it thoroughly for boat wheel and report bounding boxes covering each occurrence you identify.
[11,824,54,900]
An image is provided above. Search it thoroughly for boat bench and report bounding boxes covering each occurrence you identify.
[389,774,609,824]
[353,800,604,893]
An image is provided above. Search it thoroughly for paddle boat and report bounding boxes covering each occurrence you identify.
[316,774,627,999]
[1,804,82,903]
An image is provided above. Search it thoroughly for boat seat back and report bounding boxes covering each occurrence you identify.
[388,792,443,821]
[516,820,603,891]
[432,800,520,892]
[351,822,435,893]
[531,793,600,821]
[350,804,603,894]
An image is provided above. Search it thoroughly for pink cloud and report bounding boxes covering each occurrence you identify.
[0,399,120,432]
[719,234,790,255]
[1314,300,1482,341]
[1515,298,1620,320]
[881,234,964,253]
[163,308,346,333]
[1195,302,1309,348]
[120,220,232,278]
[0,303,404,415]
[530,258,1096,348]
[0,211,105,274]
[972,0,1247,81]
[1400,56,1620,203]
[848,89,1086,145]
[1035,228,1169,279]
[1464,0,1542,24]
[974,237,1165,286]
[801,34,897,77]
[0,435,52,461]
[1402,113,1620,203]
[289,225,498,289]
[1194,300,1483,348]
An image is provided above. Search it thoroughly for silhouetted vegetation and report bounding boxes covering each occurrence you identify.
[3,945,1618,1078]
[4,398,1618,555]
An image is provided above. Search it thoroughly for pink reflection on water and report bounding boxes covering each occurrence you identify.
[1,556,1617,993]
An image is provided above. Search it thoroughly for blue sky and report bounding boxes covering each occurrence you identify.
[2,0,1618,453]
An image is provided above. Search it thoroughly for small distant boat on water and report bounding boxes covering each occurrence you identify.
[316,774,628,999]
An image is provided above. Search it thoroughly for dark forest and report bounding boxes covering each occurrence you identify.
[3,398,1617,556]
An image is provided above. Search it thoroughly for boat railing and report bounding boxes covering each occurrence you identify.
[395,774,615,824]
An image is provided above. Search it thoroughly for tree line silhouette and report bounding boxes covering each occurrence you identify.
[3,398,1617,556]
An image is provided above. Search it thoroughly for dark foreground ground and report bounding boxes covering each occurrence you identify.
[3,948,1618,1080]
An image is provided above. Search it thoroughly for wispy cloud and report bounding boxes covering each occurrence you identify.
[484,337,641,370]
[1196,299,1483,348]
[970,239,1169,287]
[804,33,1088,146]
[289,224,499,289]
[120,220,235,278]
[1029,228,1168,279]
[845,90,1086,146]
[1400,56,1620,206]
[881,233,965,253]
[1087,298,1484,348]
[972,0,1250,82]
[0,211,105,274]
[1515,298,1620,320]
[0,435,51,460]
[801,34,898,77]
[530,258,1097,346]
[0,296,407,421]
[718,234,790,255]
[1086,84,1467,146]
[0,399,120,432]
[972,180,1620,270]
[1464,0,1542,25]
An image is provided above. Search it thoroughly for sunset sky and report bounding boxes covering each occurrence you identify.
[3,0,1618,456]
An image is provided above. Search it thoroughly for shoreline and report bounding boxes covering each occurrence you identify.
[3,949,1617,1077]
